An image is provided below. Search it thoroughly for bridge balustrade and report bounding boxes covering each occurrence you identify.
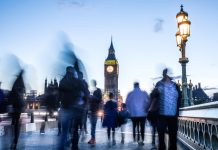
[178,101,218,150]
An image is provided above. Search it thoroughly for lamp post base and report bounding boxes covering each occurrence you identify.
[180,59,190,108]
[182,98,190,107]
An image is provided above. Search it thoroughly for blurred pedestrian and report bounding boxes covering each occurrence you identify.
[147,88,160,149]
[102,92,118,145]
[58,66,87,150]
[117,103,130,144]
[57,107,61,136]
[8,70,25,150]
[155,68,181,150]
[87,80,102,145]
[126,82,150,145]
[77,71,90,135]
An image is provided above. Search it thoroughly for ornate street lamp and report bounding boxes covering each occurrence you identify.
[176,5,191,107]
[176,31,182,48]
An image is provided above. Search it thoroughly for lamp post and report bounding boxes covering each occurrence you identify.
[176,5,191,107]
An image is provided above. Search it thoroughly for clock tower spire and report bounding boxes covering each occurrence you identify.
[104,38,119,100]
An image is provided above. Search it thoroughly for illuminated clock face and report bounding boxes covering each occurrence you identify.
[107,66,114,73]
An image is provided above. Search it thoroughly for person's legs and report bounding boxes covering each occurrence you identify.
[121,124,125,144]
[150,117,157,145]
[11,113,16,126]
[83,111,88,133]
[167,117,178,150]
[112,128,116,145]
[12,112,21,148]
[77,118,82,136]
[157,116,167,150]
[71,114,82,150]
[107,127,111,140]
[58,119,61,135]
[136,118,140,142]
[88,114,97,144]
[14,114,20,144]
[153,125,157,146]
[131,118,137,142]
[139,117,146,142]
[91,114,97,139]
[58,109,71,149]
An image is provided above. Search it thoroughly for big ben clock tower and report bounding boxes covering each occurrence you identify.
[104,39,119,100]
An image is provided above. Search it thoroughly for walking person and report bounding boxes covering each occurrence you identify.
[117,103,130,144]
[147,88,160,149]
[102,92,118,145]
[8,70,25,150]
[126,82,150,145]
[87,79,102,145]
[77,71,90,135]
[58,66,87,150]
[57,107,62,136]
[155,68,181,150]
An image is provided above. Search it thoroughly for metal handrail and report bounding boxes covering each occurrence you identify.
[178,102,218,150]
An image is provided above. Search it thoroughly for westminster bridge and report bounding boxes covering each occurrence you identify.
[0,101,218,150]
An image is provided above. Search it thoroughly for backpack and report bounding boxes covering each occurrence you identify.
[89,88,102,113]
[117,110,130,126]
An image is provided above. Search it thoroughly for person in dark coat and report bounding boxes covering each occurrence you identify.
[147,87,160,149]
[8,70,25,150]
[87,79,102,145]
[58,66,87,150]
[77,71,90,135]
[102,92,118,145]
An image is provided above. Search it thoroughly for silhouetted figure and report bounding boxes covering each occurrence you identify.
[148,88,160,149]
[87,80,102,145]
[57,107,61,136]
[58,66,87,150]
[77,71,90,135]
[117,103,130,144]
[126,82,150,145]
[102,92,118,145]
[155,68,181,150]
[8,70,25,150]
[30,112,34,123]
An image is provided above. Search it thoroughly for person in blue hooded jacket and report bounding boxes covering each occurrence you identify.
[155,68,181,150]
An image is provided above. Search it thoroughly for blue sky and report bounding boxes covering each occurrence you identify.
[0,0,218,98]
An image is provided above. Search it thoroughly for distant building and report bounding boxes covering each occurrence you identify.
[26,78,59,110]
[192,83,211,104]
[177,81,212,105]
[25,90,40,109]
[213,93,218,101]
[104,39,119,100]
[44,78,58,94]
[103,39,123,107]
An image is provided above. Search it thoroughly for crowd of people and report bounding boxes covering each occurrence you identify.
[0,66,181,150]
[56,66,181,150]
